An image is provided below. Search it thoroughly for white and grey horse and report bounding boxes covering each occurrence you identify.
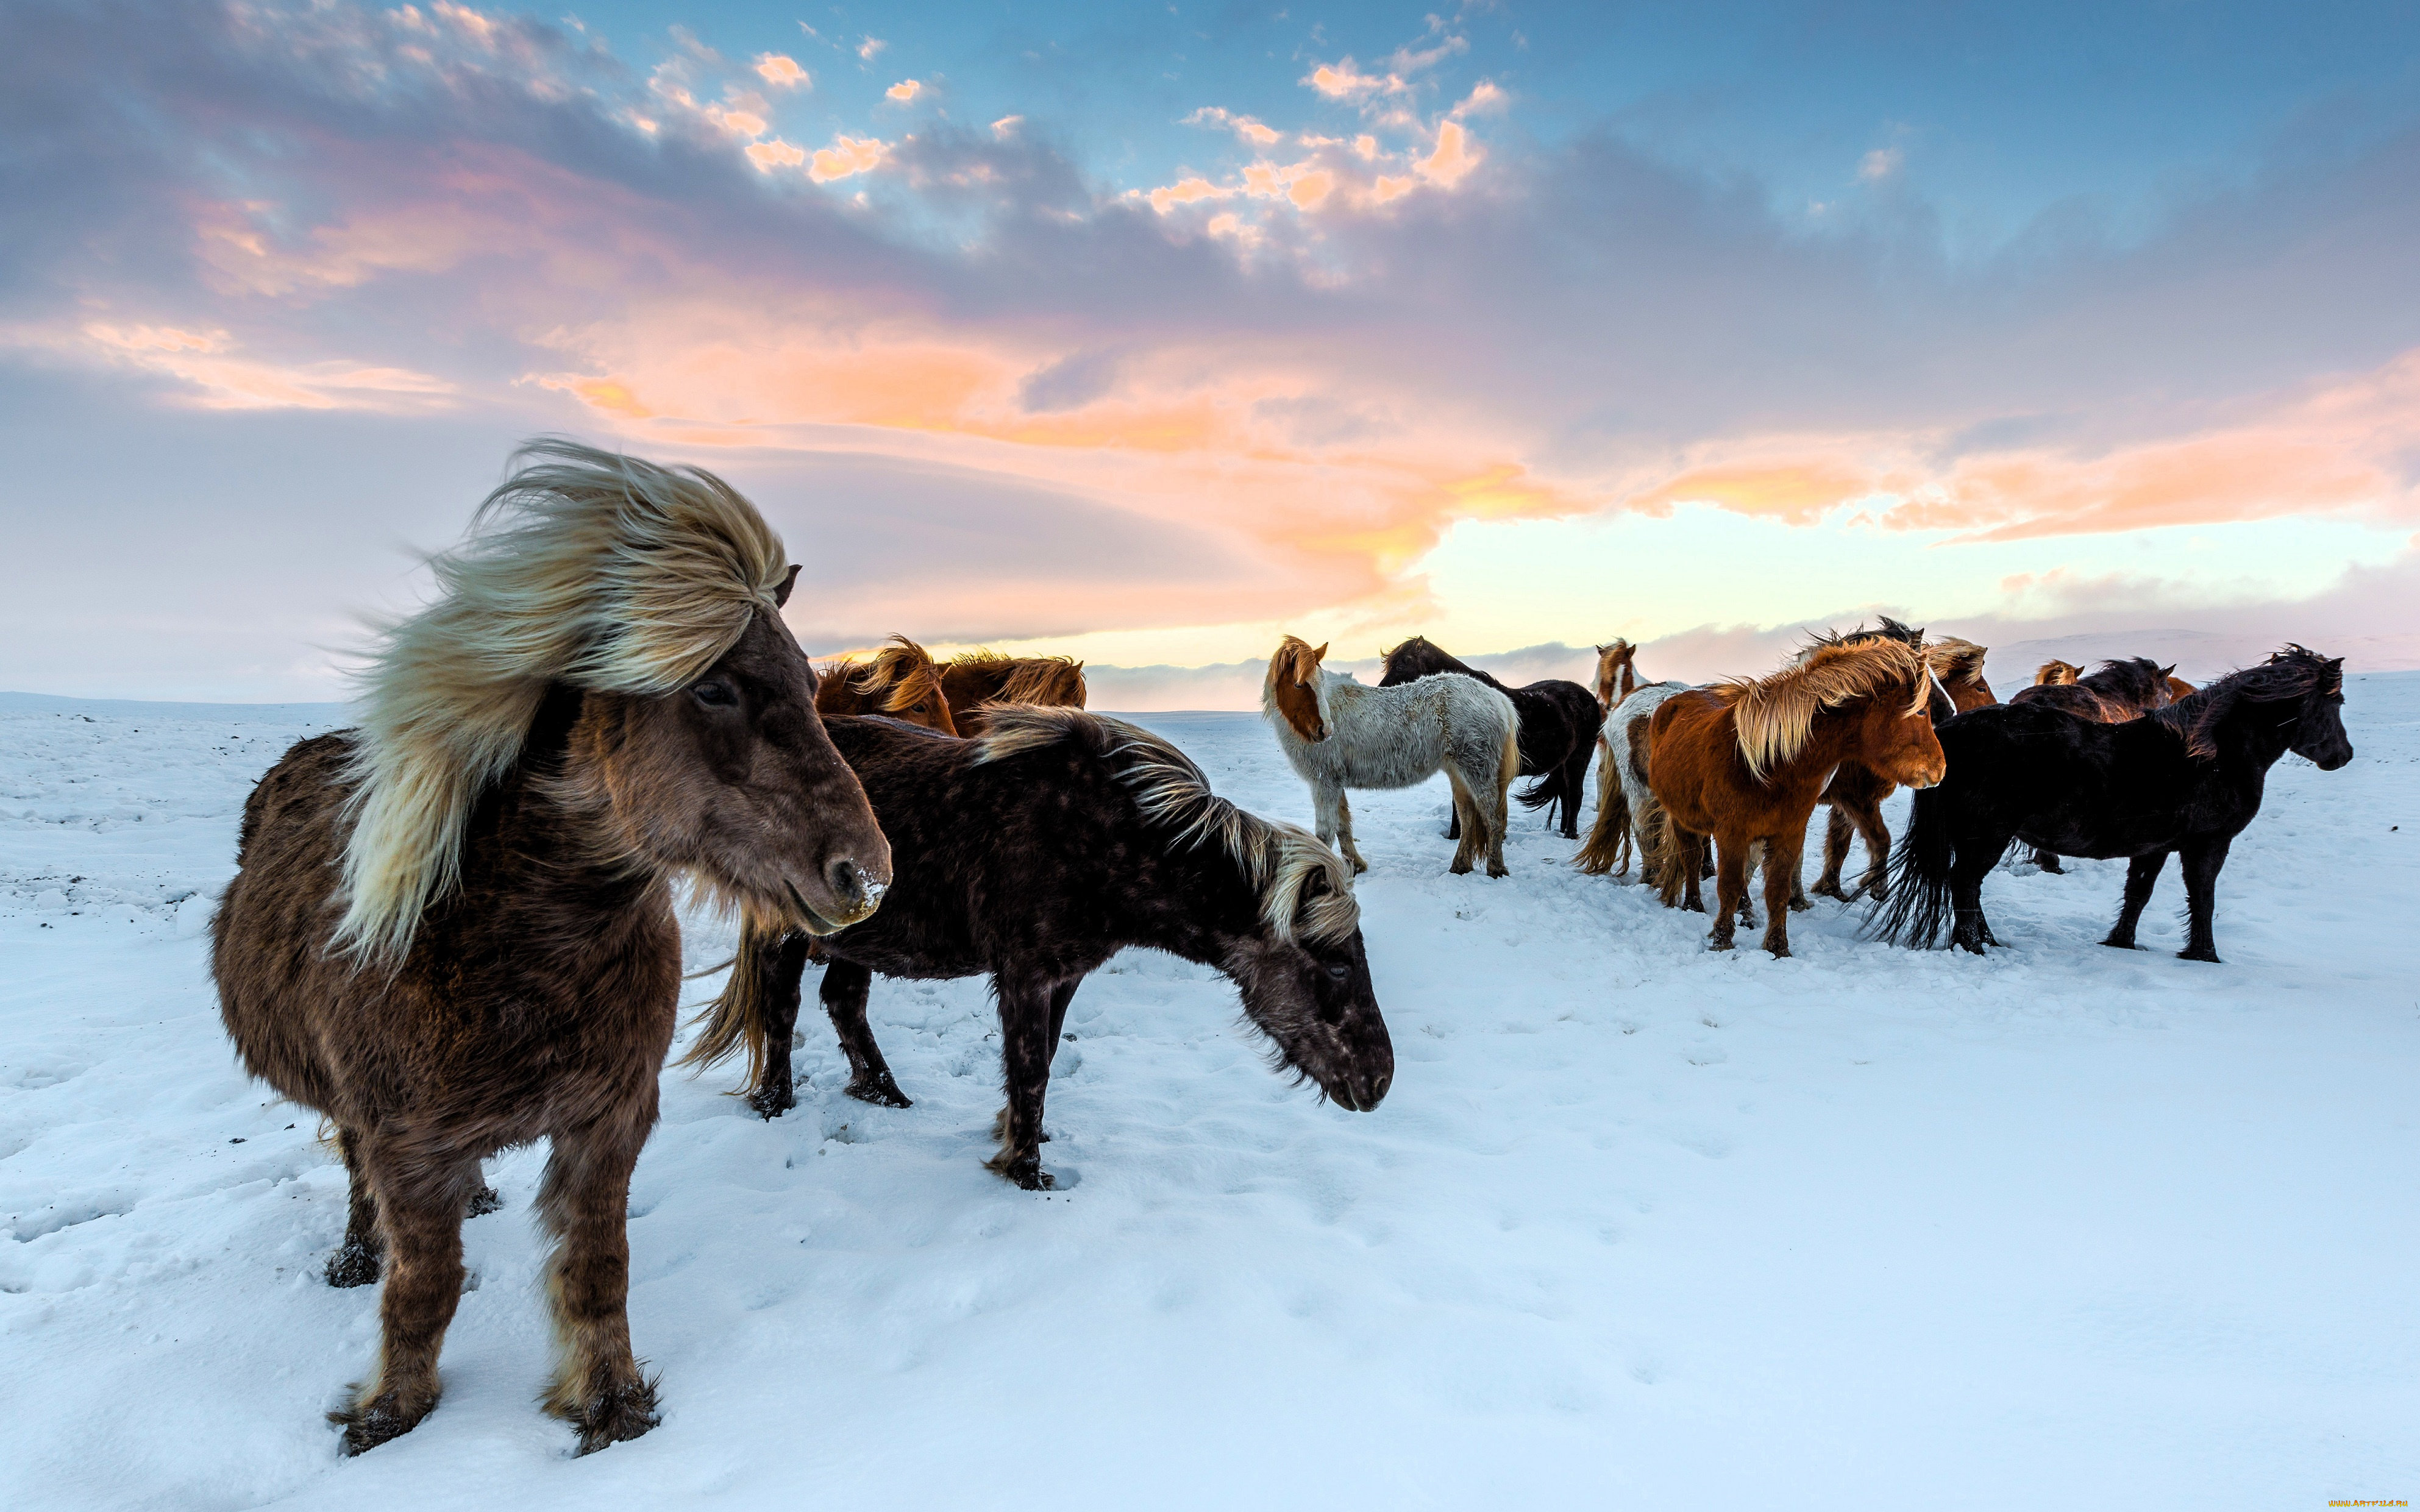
[1262,636,1521,877]
[1575,678,1693,881]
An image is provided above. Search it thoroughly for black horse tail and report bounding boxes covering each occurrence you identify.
[1865,786,1955,947]
[1515,774,1558,811]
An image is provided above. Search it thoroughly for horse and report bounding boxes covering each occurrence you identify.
[816,634,958,734]
[1644,639,1945,955]
[682,709,1394,1190]
[1867,647,2351,962]
[939,649,1087,735]
[2006,656,2180,871]
[1799,624,1988,903]
[1262,637,1521,877]
[2166,672,2199,702]
[1593,639,1643,710]
[1573,678,1692,884]
[1377,636,1605,839]
[210,441,890,1456]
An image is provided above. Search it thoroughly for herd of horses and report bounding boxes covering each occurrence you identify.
[204,442,2356,1458]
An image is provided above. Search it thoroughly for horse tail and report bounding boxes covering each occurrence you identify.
[1515,773,1557,811]
[1865,786,1953,947]
[677,908,787,1096]
[1646,797,1689,907]
[1573,739,1631,874]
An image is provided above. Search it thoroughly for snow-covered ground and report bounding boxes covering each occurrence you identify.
[2,678,2415,1510]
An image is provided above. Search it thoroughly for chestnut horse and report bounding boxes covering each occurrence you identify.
[1804,626,1992,902]
[817,634,959,734]
[211,441,889,1455]
[1593,639,1643,710]
[1263,636,1520,876]
[1646,639,1945,954]
[2007,656,2179,871]
[940,650,1087,735]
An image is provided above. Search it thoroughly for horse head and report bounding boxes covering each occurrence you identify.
[2034,659,2082,686]
[1265,637,1330,742]
[1594,639,1639,708]
[1220,851,1393,1113]
[2285,650,2354,770]
[1849,645,1948,790]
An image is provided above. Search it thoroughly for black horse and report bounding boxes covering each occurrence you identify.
[1867,647,2351,962]
[1378,636,1605,839]
[683,709,1395,1190]
[2004,656,2180,874]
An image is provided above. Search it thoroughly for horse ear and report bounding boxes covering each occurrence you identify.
[774,565,802,608]
[1312,642,1328,663]
[2160,663,2176,678]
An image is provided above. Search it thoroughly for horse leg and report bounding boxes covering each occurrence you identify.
[1320,780,1369,875]
[744,929,811,1119]
[325,1126,384,1288]
[1846,800,1893,903]
[985,976,1059,1190]
[1707,837,1747,951]
[1486,755,1514,878]
[2175,836,2232,964]
[1948,845,2001,954]
[1557,749,1588,840]
[536,1118,660,1455]
[2101,851,2168,951]
[330,1143,482,1455]
[1760,830,1806,956]
[1443,768,1481,875]
[1810,807,1856,901]
[2029,842,2066,875]
[1677,827,1708,914]
[820,957,911,1109]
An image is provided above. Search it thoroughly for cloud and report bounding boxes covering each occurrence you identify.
[809,134,889,182]
[991,115,1023,138]
[1858,147,1903,182]
[858,37,884,62]
[1416,121,1482,187]
[1306,59,1406,99]
[4,320,455,411]
[753,53,807,88]
[746,138,806,172]
[886,79,920,102]
[1186,107,1282,146]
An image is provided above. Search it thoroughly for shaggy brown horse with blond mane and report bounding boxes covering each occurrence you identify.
[941,650,1087,735]
[817,634,959,734]
[211,441,889,1455]
[1806,630,1996,903]
[1647,639,1945,954]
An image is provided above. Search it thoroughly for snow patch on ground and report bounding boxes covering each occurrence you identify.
[1,681,2415,1509]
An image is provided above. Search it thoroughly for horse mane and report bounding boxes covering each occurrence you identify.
[998,656,1086,705]
[1718,639,1930,781]
[972,706,1358,945]
[2077,657,2174,707]
[2150,645,2341,761]
[339,438,788,963]
[1266,636,1327,696]
[2034,659,2082,686]
[841,635,947,716]
[1801,616,1925,656]
[1924,636,1990,688]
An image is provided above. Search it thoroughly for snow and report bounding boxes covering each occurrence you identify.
[2,680,2415,1510]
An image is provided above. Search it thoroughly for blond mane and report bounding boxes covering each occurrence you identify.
[1265,635,1325,694]
[840,636,948,716]
[2034,659,2082,686]
[338,438,788,964]
[1718,639,1930,781]
[972,706,1358,945]
[1924,636,1990,687]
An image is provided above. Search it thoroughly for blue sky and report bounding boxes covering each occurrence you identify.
[2,0,2418,700]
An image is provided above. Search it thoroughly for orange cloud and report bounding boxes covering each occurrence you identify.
[745,138,806,172]
[1417,121,1482,187]
[886,79,920,102]
[754,53,807,88]
[13,321,458,411]
[810,135,888,182]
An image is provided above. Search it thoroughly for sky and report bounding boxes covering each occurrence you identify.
[3,0,2418,703]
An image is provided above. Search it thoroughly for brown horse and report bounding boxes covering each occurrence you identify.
[2034,658,2083,687]
[939,650,1087,734]
[1646,639,1945,954]
[2166,673,2198,701]
[1592,639,1643,709]
[817,634,959,734]
[1807,634,1998,902]
[210,441,890,1457]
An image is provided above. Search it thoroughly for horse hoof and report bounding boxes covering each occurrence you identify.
[2176,946,2222,964]
[1809,880,1846,901]
[747,1084,797,1121]
[845,1073,913,1109]
[991,1155,1054,1191]
[324,1244,380,1288]
[464,1185,504,1218]
[1765,945,1792,959]
[569,1380,661,1456]
[1706,938,1734,953]
[1487,863,1509,879]
[330,1391,432,1456]
[2100,936,2137,950]
[1448,859,1473,875]
[1788,896,1813,914]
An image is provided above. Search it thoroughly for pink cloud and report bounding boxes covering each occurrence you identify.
[754,53,807,88]
[886,79,920,102]
[810,134,889,183]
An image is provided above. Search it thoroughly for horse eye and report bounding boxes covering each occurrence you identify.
[1325,962,1351,983]
[692,678,737,708]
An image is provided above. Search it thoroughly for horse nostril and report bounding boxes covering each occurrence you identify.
[827,857,859,903]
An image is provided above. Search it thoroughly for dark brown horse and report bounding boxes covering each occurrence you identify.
[1806,629,1995,902]
[1378,636,1604,839]
[685,709,1392,1190]
[1646,639,1945,954]
[817,634,959,734]
[210,441,890,1457]
[939,650,1087,735]
[2007,656,2179,871]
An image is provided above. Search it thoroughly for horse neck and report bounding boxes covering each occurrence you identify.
[2203,692,2300,771]
[464,694,666,935]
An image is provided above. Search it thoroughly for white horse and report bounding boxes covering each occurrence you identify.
[1575,679,1693,881]
[1261,636,1520,877]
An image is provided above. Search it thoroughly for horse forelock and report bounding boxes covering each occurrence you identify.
[1924,637,1990,686]
[1724,640,1929,780]
[972,705,1358,943]
[337,437,787,965]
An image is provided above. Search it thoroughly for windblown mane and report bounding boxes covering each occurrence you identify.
[1924,636,1990,688]
[972,706,1358,944]
[2151,645,2341,761]
[1801,616,1925,656]
[835,636,947,715]
[2034,659,2082,686]
[339,438,788,963]
[2078,656,2175,707]
[1718,639,1930,781]
[948,648,1087,706]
